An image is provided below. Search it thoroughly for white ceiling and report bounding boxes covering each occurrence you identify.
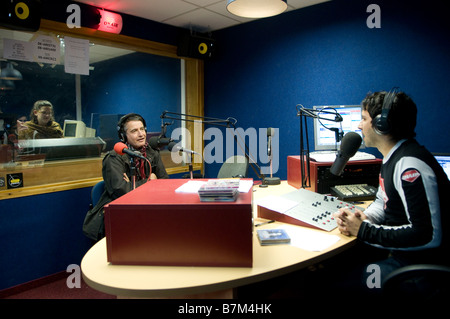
[76,0,330,32]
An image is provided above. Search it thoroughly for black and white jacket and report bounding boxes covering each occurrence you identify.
[358,139,450,264]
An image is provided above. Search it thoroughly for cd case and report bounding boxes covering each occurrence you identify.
[257,229,291,245]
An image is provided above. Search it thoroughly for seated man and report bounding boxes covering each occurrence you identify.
[334,90,450,291]
[83,113,169,241]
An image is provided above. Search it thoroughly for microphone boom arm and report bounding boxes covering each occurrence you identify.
[296,105,344,188]
[161,111,266,183]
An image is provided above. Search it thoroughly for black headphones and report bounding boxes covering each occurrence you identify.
[117,113,147,142]
[372,87,399,135]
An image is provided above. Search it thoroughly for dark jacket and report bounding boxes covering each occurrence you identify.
[83,144,169,241]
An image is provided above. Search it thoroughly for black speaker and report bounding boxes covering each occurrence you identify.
[0,0,42,32]
[177,33,215,59]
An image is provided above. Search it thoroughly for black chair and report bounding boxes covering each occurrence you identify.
[217,155,249,178]
[382,264,450,300]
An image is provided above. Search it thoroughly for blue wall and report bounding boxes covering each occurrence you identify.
[0,188,93,290]
[203,0,450,179]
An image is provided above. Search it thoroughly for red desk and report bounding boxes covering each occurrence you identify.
[104,179,253,267]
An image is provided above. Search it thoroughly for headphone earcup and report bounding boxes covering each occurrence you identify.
[372,88,398,135]
[373,111,390,135]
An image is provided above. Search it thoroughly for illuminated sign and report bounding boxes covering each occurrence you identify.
[97,9,122,34]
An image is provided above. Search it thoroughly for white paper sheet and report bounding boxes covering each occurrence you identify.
[175,180,206,193]
[280,224,341,251]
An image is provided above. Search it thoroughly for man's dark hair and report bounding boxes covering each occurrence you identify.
[362,91,417,141]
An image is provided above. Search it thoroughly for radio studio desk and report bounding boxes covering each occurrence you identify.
[81,179,359,299]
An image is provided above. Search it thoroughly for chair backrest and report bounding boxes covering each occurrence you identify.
[217,155,249,178]
[91,180,105,207]
[382,263,450,300]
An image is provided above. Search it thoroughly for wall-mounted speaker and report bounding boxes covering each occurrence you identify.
[177,32,216,60]
[0,0,42,32]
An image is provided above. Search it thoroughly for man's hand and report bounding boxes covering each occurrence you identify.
[334,208,366,236]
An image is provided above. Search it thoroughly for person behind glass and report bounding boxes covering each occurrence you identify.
[18,100,63,139]
[333,90,450,291]
[83,113,169,241]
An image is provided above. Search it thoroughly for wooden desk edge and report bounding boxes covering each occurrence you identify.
[81,234,357,299]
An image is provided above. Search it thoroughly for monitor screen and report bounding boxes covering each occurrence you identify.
[434,154,450,180]
[313,105,363,151]
[64,123,77,137]
[63,120,86,138]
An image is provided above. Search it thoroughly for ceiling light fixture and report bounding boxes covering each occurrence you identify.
[226,0,288,18]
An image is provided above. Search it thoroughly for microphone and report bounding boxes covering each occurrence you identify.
[149,136,173,149]
[267,127,274,157]
[167,141,199,155]
[330,132,362,176]
[114,142,147,160]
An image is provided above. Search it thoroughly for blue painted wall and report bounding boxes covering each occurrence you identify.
[203,0,450,179]
[0,188,93,290]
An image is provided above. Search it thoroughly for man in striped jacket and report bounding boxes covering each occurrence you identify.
[335,90,450,286]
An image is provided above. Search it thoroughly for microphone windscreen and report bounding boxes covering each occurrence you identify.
[340,132,362,157]
[167,141,177,152]
[148,136,159,149]
[114,142,127,155]
[267,127,274,137]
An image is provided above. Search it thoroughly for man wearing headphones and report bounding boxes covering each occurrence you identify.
[83,113,168,241]
[334,90,449,288]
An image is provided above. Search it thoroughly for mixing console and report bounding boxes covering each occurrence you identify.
[258,188,364,231]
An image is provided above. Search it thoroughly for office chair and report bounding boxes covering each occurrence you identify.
[90,180,105,208]
[217,155,249,178]
[382,264,450,300]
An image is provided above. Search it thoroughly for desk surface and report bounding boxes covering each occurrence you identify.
[81,181,358,298]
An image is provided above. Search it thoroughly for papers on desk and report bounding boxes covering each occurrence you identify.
[175,179,253,194]
[279,225,341,251]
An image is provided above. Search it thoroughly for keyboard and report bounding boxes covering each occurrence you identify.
[309,151,376,162]
[330,184,377,201]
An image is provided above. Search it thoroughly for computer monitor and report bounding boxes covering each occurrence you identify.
[64,120,86,138]
[313,105,363,151]
[434,153,450,180]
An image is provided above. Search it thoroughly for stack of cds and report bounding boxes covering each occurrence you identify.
[198,179,240,202]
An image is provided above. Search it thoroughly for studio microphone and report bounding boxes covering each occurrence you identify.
[149,136,173,149]
[330,132,362,176]
[167,141,199,155]
[267,127,274,157]
[114,142,147,160]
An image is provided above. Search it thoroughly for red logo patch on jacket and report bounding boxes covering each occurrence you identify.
[401,169,421,183]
